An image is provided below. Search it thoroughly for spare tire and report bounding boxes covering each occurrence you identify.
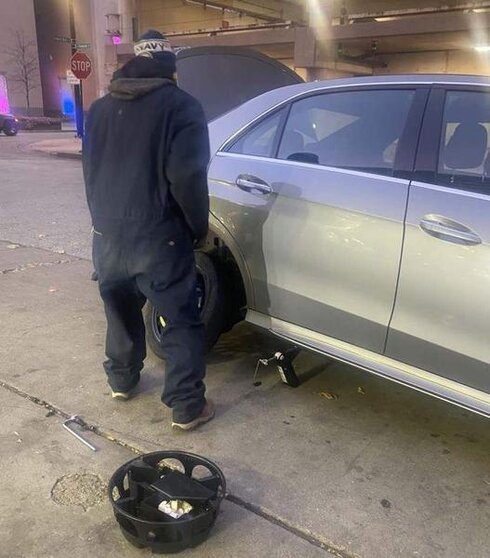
[144,251,225,358]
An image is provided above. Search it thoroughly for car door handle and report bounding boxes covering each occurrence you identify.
[419,215,482,246]
[236,175,272,195]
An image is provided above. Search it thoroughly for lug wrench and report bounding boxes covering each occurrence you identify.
[63,415,97,452]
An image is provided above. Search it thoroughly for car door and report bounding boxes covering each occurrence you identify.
[386,87,490,393]
[209,86,427,353]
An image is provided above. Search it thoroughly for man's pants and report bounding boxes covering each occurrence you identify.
[92,223,206,424]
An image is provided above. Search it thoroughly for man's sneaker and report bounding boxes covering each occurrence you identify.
[111,389,133,401]
[172,400,215,431]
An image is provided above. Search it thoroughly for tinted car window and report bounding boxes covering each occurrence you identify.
[277,89,415,176]
[228,110,284,158]
[437,91,490,191]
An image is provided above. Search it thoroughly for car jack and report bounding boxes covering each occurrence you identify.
[253,347,301,387]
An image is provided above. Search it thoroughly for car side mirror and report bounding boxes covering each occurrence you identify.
[286,152,319,165]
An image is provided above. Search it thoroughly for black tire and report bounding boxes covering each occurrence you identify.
[4,123,18,136]
[144,251,226,358]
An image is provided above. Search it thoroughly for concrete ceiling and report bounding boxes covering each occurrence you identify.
[256,41,294,60]
[181,1,490,26]
[185,0,305,23]
[331,0,490,20]
[170,1,490,71]
[342,31,485,55]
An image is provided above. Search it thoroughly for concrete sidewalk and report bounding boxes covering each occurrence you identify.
[27,136,82,159]
[0,387,329,558]
[0,240,489,558]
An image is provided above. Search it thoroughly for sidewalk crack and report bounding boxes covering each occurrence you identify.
[0,378,359,558]
[0,379,142,455]
[226,493,360,558]
[1,259,75,275]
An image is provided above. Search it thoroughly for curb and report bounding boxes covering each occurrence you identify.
[29,149,82,159]
[19,129,70,134]
[51,151,82,160]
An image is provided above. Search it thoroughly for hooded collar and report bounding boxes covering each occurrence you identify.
[109,56,176,100]
[109,77,174,100]
[113,55,176,80]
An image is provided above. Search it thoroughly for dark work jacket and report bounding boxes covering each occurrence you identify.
[82,56,210,242]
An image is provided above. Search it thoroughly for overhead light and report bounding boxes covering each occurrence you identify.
[475,45,490,52]
[186,0,225,11]
[374,16,397,22]
[473,8,490,13]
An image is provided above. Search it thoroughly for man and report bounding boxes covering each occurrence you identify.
[82,30,213,431]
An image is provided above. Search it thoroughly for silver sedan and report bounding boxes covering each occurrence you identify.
[149,70,490,418]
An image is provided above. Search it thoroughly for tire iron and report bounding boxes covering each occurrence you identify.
[63,415,97,452]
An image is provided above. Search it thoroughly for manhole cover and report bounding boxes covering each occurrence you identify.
[51,473,106,511]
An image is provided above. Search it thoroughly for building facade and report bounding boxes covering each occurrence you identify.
[2,0,490,116]
[0,0,43,115]
[127,0,490,80]
[0,0,119,117]
[33,0,109,117]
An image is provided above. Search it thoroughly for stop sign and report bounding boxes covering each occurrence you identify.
[71,52,92,80]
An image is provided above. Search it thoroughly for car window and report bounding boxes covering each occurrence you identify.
[228,109,284,158]
[277,89,415,177]
[437,91,490,191]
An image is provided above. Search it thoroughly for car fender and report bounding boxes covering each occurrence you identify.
[208,210,254,309]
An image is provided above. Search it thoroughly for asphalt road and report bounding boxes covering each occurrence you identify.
[0,132,489,558]
[0,132,91,258]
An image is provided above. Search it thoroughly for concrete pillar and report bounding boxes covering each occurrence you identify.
[294,27,316,69]
[307,0,333,37]
[90,0,118,99]
[294,2,340,79]
[87,0,137,99]
[119,0,137,44]
[307,67,353,81]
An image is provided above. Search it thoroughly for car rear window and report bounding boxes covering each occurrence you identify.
[437,90,490,191]
[277,89,415,177]
[227,109,285,158]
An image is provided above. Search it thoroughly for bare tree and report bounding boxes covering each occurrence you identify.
[4,29,40,114]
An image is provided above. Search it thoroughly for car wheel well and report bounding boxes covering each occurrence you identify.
[200,231,247,329]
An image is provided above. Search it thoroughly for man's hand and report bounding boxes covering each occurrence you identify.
[193,237,207,250]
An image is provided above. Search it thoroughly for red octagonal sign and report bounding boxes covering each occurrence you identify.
[71,52,92,80]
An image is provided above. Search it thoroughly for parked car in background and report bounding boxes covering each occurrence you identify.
[0,113,18,136]
[145,48,490,419]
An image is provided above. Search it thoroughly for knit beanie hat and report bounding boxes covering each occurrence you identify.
[134,29,174,58]
[133,29,176,77]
